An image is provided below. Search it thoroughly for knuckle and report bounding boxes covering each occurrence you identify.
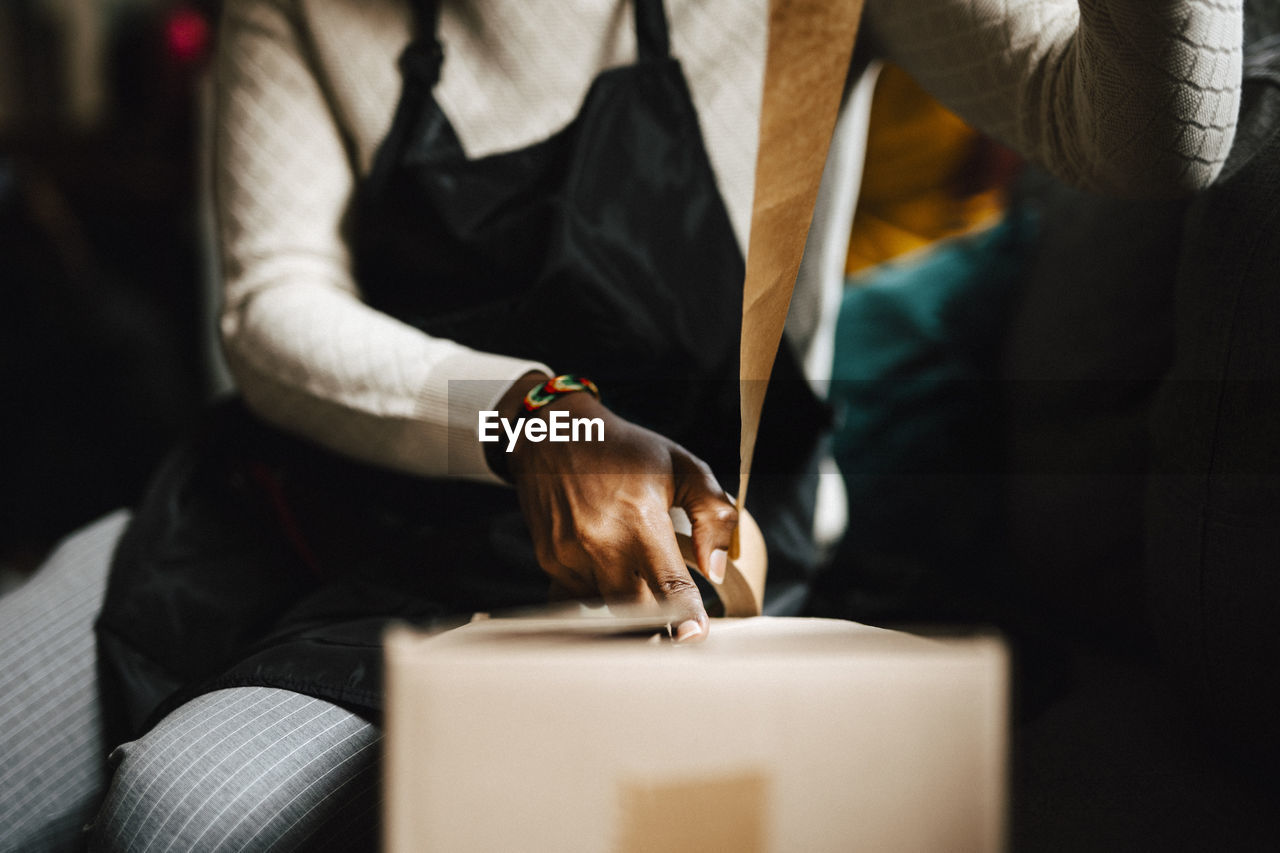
[571,514,609,547]
[631,499,672,531]
[708,502,738,527]
[577,531,615,566]
[652,575,698,600]
[612,490,652,517]
[688,500,736,541]
[606,496,670,543]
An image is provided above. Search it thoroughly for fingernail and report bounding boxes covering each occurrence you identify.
[675,620,703,642]
[709,548,727,584]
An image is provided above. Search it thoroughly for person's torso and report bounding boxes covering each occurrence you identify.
[296,0,767,253]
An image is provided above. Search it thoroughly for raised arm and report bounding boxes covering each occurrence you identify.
[864,0,1243,197]
[213,0,547,482]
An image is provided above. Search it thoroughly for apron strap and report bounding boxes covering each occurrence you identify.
[406,0,439,36]
[634,0,672,62]
[402,0,445,86]
[402,1,667,83]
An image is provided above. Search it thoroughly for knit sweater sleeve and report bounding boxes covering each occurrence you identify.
[214,0,548,482]
[864,0,1243,196]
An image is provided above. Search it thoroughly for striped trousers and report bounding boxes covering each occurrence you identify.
[0,513,381,852]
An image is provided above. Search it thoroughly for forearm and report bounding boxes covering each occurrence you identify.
[865,0,1243,197]
[216,0,547,482]
[223,286,549,481]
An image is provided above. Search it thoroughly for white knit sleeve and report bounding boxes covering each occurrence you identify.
[214,0,548,482]
[864,0,1243,197]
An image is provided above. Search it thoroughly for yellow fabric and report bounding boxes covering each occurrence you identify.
[846,65,1007,275]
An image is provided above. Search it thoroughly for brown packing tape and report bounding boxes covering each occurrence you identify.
[676,505,765,617]
[618,770,769,853]
[732,0,865,601]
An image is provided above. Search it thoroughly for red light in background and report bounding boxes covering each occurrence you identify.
[165,6,210,65]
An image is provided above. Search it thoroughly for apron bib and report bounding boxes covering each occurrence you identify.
[352,0,744,473]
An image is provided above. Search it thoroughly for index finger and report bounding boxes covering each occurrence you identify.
[624,506,709,643]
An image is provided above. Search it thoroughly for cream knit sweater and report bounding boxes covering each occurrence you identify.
[215,0,1242,483]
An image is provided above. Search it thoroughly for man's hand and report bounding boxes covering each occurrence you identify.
[498,374,736,642]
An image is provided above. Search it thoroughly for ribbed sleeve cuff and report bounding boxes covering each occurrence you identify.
[415,350,552,484]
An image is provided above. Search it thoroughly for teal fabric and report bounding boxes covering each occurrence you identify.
[816,212,1034,622]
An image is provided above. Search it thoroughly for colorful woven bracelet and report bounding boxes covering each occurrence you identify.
[522,374,600,412]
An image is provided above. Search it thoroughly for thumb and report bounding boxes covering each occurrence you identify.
[671,450,738,586]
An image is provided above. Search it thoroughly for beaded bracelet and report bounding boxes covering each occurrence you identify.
[522,374,600,412]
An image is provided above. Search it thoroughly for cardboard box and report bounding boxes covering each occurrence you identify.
[385,615,1007,852]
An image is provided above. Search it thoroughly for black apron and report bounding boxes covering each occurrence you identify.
[96,0,828,743]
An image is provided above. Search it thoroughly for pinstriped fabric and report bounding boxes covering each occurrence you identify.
[0,513,382,852]
[88,688,381,853]
[0,511,129,853]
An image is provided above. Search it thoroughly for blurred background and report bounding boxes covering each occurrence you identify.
[0,0,220,569]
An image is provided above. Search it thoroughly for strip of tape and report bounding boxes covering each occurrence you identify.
[730,0,865,610]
